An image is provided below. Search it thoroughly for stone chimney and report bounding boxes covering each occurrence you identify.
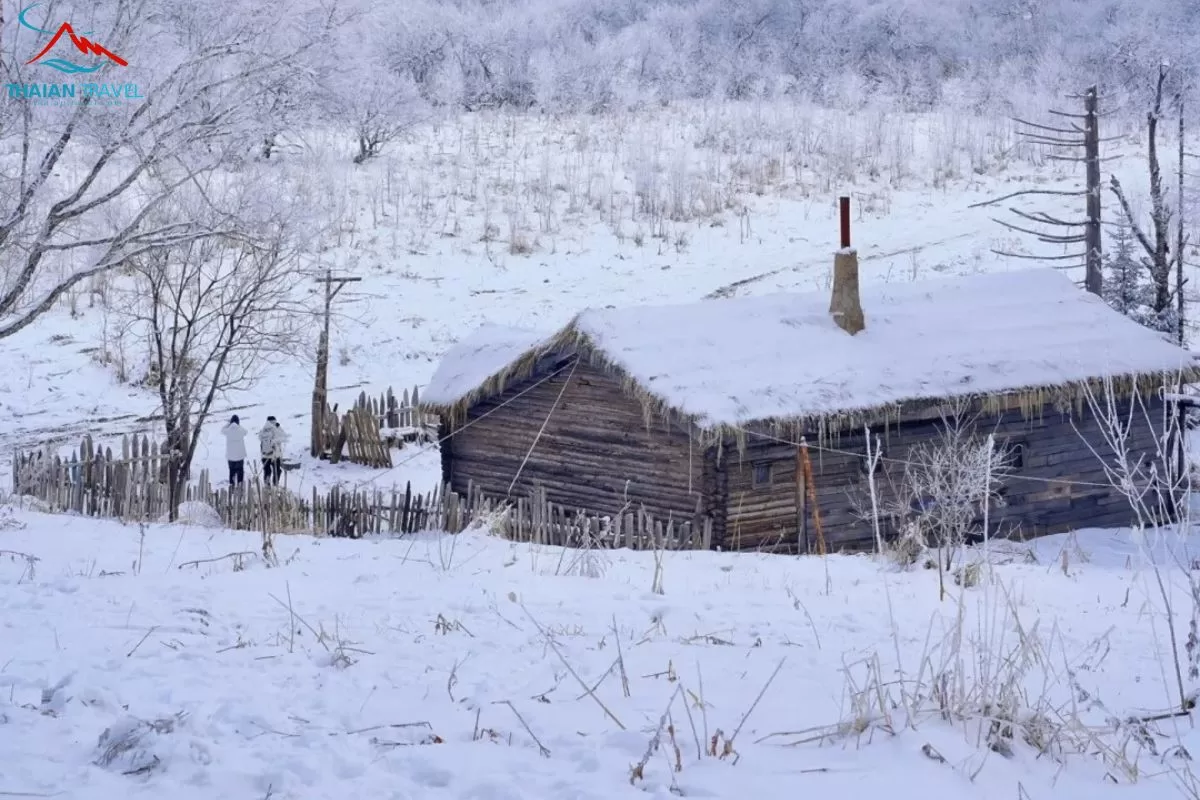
[829,196,865,335]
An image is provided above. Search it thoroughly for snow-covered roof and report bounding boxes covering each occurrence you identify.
[422,324,549,409]
[423,269,1196,431]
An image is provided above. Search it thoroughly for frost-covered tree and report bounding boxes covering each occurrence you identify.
[290,0,1200,114]
[1110,65,1187,341]
[1103,218,1153,318]
[320,10,431,163]
[0,0,340,342]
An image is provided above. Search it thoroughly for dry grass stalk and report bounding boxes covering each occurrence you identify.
[630,685,683,784]
[493,700,550,757]
[177,552,257,571]
[772,580,1163,783]
[434,613,474,637]
[612,615,632,698]
[0,550,39,582]
[125,626,159,658]
[575,657,620,701]
[727,658,787,751]
[520,604,626,730]
[650,519,667,594]
[675,680,705,761]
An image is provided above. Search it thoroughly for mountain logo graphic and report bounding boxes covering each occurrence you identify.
[18,4,128,74]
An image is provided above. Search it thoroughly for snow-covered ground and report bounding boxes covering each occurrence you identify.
[0,504,1197,799]
[0,103,1188,497]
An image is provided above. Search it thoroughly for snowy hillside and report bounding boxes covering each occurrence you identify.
[1,506,1198,799]
[2,104,1191,496]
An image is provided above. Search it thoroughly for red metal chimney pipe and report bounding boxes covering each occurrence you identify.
[839,196,851,249]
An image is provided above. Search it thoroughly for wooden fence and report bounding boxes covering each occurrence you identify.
[494,486,714,551]
[314,385,438,469]
[352,386,438,440]
[10,436,710,550]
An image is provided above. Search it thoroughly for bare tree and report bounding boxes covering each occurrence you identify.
[255,77,308,162]
[867,402,1016,599]
[343,76,428,164]
[968,86,1120,295]
[1109,65,1189,341]
[1076,376,1194,712]
[119,181,310,519]
[0,0,339,341]
[320,13,430,164]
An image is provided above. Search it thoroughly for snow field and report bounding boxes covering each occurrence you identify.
[0,504,1197,799]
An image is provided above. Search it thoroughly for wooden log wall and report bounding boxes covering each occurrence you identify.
[721,395,1171,553]
[442,360,707,526]
[723,438,865,552]
[10,435,707,550]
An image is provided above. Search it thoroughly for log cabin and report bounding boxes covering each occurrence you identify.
[422,264,1198,553]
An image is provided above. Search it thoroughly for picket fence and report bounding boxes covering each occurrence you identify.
[314,385,438,469]
[352,385,438,439]
[10,435,710,550]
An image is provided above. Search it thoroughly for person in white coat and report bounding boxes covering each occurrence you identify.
[258,416,287,486]
[221,415,248,487]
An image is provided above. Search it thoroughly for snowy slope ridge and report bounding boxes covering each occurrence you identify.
[425,268,1196,428]
[1,507,1197,799]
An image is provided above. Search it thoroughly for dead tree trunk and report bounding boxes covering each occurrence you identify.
[1110,65,1183,338]
[165,419,190,522]
[969,86,1107,294]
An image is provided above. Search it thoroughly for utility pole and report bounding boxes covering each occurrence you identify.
[1177,93,1188,347]
[1084,86,1103,296]
[311,269,361,458]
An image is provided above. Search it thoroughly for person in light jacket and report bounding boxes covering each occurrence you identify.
[221,415,248,487]
[258,416,287,486]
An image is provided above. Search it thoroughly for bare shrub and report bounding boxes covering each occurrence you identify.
[321,15,430,165]
[858,401,1015,595]
[1077,375,1197,714]
[94,712,188,777]
[783,585,1155,783]
[0,504,27,531]
[554,524,609,579]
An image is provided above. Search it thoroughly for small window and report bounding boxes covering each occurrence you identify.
[858,439,885,475]
[1007,441,1027,470]
[860,451,884,475]
[753,463,772,486]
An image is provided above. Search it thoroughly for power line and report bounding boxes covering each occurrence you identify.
[338,374,1150,496]
[728,425,1119,490]
[342,356,581,491]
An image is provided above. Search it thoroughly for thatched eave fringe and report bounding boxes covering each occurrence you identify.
[422,320,1200,454]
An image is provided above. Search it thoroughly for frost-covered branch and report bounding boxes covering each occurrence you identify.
[852,399,1015,589]
[114,173,317,518]
[1108,65,1185,338]
[0,0,342,340]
